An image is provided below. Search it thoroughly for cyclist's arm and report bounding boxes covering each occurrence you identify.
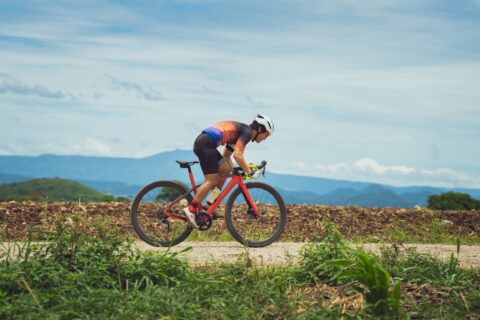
[233,127,252,175]
[233,149,251,176]
[222,145,234,173]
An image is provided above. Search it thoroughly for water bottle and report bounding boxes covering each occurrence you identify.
[206,187,221,206]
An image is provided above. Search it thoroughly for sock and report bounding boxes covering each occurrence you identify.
[188,199,201,213]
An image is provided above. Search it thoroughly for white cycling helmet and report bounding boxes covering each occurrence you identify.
[253,114,274,135]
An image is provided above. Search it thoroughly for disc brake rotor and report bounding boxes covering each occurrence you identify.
[156,209,171,231]
[247,207,261,221]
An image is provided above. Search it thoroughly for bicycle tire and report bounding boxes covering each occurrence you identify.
[131,180,193,247]
[224,182,287,247]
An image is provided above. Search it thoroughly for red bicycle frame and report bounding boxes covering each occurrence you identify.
[164,167,260,221]
[205,174,259,217]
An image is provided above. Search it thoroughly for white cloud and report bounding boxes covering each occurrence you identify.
[290,158,480,188]
[73,138,112,156]
[419,168,478,187]
[0,139,113,157]
[295,161,349,175]
[355,158,415,175]
[0,73,66,99]
[0,148,11,156]
[108,75,164,101]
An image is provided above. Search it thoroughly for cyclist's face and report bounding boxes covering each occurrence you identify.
[255,131,269,143]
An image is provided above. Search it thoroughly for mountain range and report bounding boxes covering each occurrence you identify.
[1,150,479,208]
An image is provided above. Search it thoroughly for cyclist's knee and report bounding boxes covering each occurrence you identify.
[204,173,219,185]
[218,162,230,174]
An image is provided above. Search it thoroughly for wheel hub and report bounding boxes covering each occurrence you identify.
[247,207,260,221]
[156,209,171,232]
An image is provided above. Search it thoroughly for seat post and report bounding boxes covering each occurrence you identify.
[187,165,197,196]
[175,160,199,196]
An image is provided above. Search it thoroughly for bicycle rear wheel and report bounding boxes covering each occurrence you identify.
[131,180,193,247]
[225,182,287,247]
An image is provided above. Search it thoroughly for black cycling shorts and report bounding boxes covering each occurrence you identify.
[193,133,223,175]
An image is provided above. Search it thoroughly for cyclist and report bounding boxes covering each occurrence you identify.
[184,114,274,228]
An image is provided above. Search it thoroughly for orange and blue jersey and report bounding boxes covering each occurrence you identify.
[202,121,252,152]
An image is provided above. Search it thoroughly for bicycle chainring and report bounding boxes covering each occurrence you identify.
[195,212,213,231]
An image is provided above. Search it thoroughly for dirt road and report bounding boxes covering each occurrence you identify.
[135,241,480,269]
[2,241,479,269]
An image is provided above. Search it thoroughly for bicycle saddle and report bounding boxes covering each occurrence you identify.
[176,160,199,168]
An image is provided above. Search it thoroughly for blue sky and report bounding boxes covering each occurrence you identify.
[1,0,479,188]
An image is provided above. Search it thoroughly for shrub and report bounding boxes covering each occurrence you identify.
[297,222,351,285]
[298,222,403,318]
[116,196,130,202]
[330,250,401,318]
[427,192,480,210]
[99,194,116,202]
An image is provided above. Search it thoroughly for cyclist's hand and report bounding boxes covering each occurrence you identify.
[250,169,262,179]
[245,165,262,180]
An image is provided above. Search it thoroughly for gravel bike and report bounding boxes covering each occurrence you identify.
[131,160,287,247]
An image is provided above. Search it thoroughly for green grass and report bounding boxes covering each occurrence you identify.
[187,229,235,242]
[348,218,480,245]
[1,218,479,319]
[397,217,478,244]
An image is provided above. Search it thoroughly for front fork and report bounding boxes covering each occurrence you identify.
[239,181,260,218]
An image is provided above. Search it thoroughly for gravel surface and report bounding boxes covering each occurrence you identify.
[2,241,478,269]
[135,241,480,269]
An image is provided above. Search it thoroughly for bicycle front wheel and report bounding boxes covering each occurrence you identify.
[131,180,193,247]
[225,182,287,247]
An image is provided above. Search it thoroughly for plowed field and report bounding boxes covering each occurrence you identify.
[1,201,479,242]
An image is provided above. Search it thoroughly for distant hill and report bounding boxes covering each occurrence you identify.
[0,178,107,202]
[1,151,480,207]
[76,179,141,198]
[0,151,195,185]
[0,172,31,184]
[316,184,411,207]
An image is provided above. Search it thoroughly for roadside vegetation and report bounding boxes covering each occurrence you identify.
[1,218,479,319]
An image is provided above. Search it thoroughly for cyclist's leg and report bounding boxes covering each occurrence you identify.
[184,134,221,227]
[194,173,219,203]
[202,158,230,218]
[192,134,222,204]
[216,158,231,189]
